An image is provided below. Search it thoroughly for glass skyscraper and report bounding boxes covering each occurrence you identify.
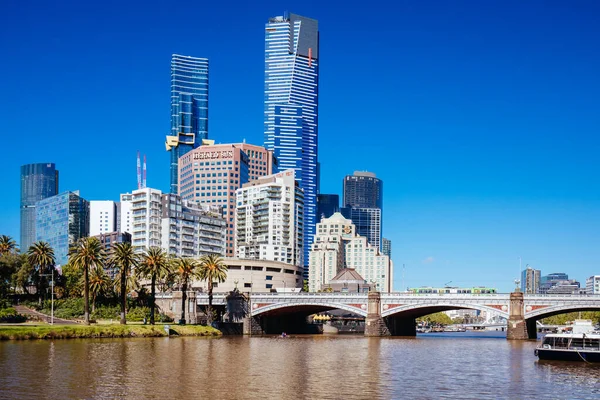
[264,12,319,271]
[20,163,59,252]
[342,171,383,249]
[165,54,209,194]
[317,194,339,221]
[36,191,89,266]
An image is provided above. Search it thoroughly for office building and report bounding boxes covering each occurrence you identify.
[264,12,319,272]
[235,170,304,267]
[165,55,209,194]
[178,141,275,257]
[90,200,117,236]
[20,163,59,252]
[340,207,382,249]
[382,238,391,258]
[36,191,89,266]
[521,266,541,294]
[586,276,600,294]
[317,194,339,220]
[93,231,132,278]
[160,193,226,258]
[308,213,392,293]
[343,171,382,209]
[546,280,582,294]
[539,272,570,294]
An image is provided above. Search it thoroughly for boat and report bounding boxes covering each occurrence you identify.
[535,320,600,362]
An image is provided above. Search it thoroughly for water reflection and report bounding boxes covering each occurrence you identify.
[1,334,599,399]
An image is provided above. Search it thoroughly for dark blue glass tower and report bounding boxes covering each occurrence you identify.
[20,163,59,252]
[317,194,339,221]
[165,55,209,194]
[264,12,319,271]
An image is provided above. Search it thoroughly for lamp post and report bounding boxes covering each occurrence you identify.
[40,268,55,325]
[282,280,286,294]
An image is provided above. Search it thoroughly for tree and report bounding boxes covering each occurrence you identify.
[417,312,453,326]
[174,257,200,325]
[138,247,171,325]
[88,266,111,312]
[197,254,228,325]
[0,251,25,298]
[69,237,105,325]
[0,235,17,255]
[27,241,55,306]
[109,242,138,325]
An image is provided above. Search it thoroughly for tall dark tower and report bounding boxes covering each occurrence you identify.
[20,163,59,251]
[342,171,383,249]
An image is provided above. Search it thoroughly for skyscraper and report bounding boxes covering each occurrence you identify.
[342,171,383,249]
[165,54,209,194]
[317,194,339,220]
[20,163,59,252]
[521,266,541,294]
[264,12,319,272]
[36,191,89,266]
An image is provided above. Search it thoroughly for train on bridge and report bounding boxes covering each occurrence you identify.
[408,286,498,294]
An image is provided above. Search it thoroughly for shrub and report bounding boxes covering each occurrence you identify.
[92,305,120,320]
[126,307,150,322]
[0,308,26,323]
[0,299,11,309]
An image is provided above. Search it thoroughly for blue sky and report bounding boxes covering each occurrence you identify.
[1,0,599,292]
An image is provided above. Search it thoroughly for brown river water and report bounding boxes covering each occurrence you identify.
[1,331,599,399]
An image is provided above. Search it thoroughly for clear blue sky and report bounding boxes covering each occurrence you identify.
[1,0,599,292]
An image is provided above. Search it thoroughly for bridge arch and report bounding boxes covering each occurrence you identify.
[382,303,509,320]
[526,304,600,321]
[252,302,368,317]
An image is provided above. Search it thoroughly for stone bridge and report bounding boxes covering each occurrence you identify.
[196,291,600,339]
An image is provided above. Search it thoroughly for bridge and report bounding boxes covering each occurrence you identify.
[196,291,600,339]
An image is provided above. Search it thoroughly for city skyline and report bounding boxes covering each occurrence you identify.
[2,1,600,292]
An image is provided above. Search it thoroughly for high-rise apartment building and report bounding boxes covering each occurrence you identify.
[119,193,133,234]
[89,200,117,236]
[382,238,391,258]
[235,170,304,267]
[165,55,209,194]
[343,171,383,209]
[264,12,319,271]
[586,275,600,294]
[20,163,59,251]
[521,266,541,294]
[342,171,383,249]
[130,188,163,254]
[160,193,226,258]
[317,194,339,220]
[178,141,275,257]
[36,191,89,266]
[308,213,392,293]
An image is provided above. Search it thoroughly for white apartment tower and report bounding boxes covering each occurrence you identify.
[309,213,393,293]
[586,275,600,294]
[235,169,304,267]
[130,188,163,253]
[119,193,133,234]
[89,200,117,236]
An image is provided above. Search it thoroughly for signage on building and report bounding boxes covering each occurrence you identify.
[193,150,234,160]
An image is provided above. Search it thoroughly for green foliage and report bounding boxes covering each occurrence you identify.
[91,305,121,320]
[41,298,84,319]
[60,262,84,298]
[417,312,453,326]
[126,307,150,322]
[542,312,600,325]
[0,307,26,323]
[0,299,12,309]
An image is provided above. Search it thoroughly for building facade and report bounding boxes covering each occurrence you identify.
[317,194,339,220]
[340,207,382,250]
[119,193,133,234]
[36,191,89,266]
[178,142,275,257]
[165,54,209,194]
[89,200,117,236]
[308,213,392,293]
[235,170,304,267]
[382,237,391,258]
[130,188,163,254]
[343,171,382,209]
[264,12,319,271]
[521,266,541,294]
[539,272,570,294]
[586,276,600,294]
[160,193,226,258]
[93,231,132,278]
[20,163,59,252]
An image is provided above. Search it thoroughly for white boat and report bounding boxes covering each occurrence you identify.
[535,320,600,362]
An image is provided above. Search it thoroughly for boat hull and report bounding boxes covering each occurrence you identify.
[536,349,600,362]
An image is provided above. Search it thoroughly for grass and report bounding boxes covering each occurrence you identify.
[0,323,221,340]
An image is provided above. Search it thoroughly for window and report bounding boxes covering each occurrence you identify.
[266,275,273,281]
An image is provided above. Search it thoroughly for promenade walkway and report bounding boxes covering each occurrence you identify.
[14,305,79,325]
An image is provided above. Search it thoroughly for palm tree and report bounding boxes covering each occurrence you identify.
[27,241,55,306]
[198,254,228,325]
[138,247,171,325]
[88,266,111,313]
[109,242,138,325]
[174,257,200,325]
[0,235,17,255]
[69,237,105,325]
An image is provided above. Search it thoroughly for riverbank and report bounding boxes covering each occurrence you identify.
[0,324,221,340]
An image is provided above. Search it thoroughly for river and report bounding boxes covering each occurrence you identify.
[1,332,599,399]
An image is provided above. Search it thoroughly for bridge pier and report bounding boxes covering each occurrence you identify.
[507,292,528,340]
[526,318,538,340]
[386,316,417,336]
[364,292,390,337]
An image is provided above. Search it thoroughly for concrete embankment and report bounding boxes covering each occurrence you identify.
[0,324,221,340]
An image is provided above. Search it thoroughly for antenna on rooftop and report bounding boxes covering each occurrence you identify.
[143,154,147,188]
[136,151,142,189]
